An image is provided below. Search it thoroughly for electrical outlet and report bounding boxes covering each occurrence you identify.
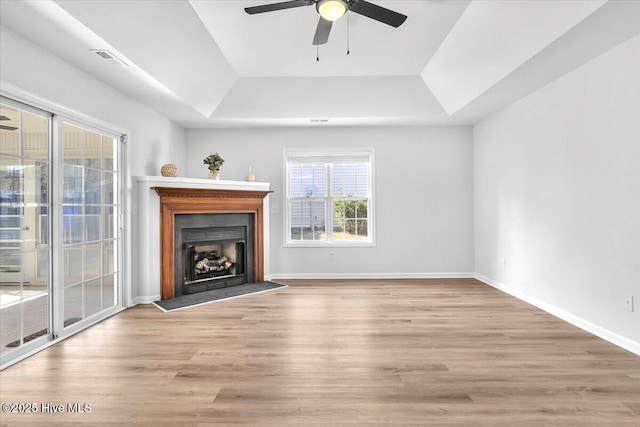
[624,296,634,312]
[329,252,335,261]
[502,258,506,268]
[270,205,280,214]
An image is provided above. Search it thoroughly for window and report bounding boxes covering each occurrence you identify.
[285,148,374,246]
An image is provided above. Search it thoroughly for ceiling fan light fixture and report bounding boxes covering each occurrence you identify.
[317,0,347,22]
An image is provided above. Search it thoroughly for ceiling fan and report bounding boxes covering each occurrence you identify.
[244,0,407,45]
[0,115,18,131]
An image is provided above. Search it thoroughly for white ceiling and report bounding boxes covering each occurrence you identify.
[1,0,639,128]
[421,0,607,114]
[191,0,470,77]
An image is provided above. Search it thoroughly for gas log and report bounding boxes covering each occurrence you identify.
[183,243,241,285]
[195,252,233,273]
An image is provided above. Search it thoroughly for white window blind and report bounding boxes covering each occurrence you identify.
[285,149,374,246]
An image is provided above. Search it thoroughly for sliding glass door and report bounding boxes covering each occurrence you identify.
[0,96,124,366]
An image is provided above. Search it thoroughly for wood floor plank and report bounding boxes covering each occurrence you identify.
[1,279,639,425]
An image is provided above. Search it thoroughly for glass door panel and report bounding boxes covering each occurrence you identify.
[62,122,119,329]
[0,102,51,354]
[0,154,23,283]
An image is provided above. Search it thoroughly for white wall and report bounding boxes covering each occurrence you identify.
[0,26,186,176]
[0,26,186,303]
[187,126,474,277]
[474,34,640,351]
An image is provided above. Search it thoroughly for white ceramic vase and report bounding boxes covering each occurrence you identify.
[245,166,255,182]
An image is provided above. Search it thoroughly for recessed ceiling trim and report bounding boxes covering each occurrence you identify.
[421,0,607,115]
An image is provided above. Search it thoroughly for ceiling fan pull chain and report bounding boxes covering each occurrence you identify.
[347,9,350,55]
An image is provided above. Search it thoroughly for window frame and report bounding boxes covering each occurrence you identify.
[284,147,375,247]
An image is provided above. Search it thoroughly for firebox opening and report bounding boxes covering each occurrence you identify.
[184,241,245,285]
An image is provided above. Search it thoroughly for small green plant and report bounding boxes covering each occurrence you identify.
[203,152,224,171]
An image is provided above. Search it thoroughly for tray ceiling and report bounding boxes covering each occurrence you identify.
[1,0,639,127]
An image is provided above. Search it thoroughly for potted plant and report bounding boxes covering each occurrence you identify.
[203,152,224,179]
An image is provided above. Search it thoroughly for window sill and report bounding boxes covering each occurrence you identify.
[284,241,376,248]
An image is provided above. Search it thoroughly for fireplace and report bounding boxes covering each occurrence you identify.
[153,186,271,300]
[174,213,254,297]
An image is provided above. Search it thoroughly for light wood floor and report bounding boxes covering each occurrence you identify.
[1,279,639,426]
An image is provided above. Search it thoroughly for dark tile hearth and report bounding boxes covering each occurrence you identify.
[152,281,286,312]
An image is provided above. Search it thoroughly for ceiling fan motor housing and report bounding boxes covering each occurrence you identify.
[316,0,348,22]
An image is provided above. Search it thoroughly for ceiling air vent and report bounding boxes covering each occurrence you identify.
[91,49,128,67]
[310,119,329,123]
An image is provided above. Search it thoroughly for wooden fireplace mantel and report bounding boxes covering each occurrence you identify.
[153,186,272,300]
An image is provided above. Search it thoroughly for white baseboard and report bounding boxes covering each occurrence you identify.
[474,273,640,357]
[270,272,475,280]
[131,295,161,306]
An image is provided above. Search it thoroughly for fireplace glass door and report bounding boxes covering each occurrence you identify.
[185,241,245,284]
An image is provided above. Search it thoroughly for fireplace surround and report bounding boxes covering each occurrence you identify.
[153,186,271,300]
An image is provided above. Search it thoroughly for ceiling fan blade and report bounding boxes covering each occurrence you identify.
[245,0,314,15]
[312,17,333,45]
[350,0,407,27]
[0,125,18,131]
